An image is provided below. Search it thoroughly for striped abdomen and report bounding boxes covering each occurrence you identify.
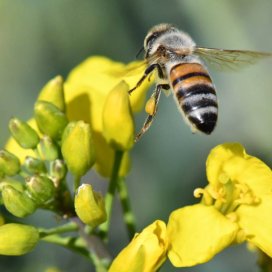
[170,63,218,134]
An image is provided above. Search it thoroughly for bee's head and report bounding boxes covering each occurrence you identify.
[144,23,176,58]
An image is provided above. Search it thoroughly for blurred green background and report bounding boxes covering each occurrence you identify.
[0,0,272,271]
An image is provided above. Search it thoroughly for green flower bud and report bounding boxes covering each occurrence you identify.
[0,177,25,192]
[103,81,135,151]
[61,121,95,177]
[37,136,59,161]
[34,101,68,140]
[49,159,67,184]
[75,184,106,228]
[8,118,39,149]
[38,75,65,112]
[0,223,39,255]
[25,175,55,205]
[0,150,20,176]
[2,185,37,217]
[24,156,46,174]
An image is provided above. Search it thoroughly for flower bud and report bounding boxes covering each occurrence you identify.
[34,101,68,140]
[49,159,67,185]
[75,184,106,228]
[37,75,65,112]
[8,118,39,149]
[0,150,20,176]
[102,81,135,151]
[37,136,59,161]
[109,220,168,272]
[23,156,46,174]
[25,175,55,205]
[0,177,25,192]
[0,223,39,255]
[2,185,37,217]
[61,121,95,177]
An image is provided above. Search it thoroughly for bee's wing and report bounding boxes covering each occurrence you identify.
[194,47,272,71]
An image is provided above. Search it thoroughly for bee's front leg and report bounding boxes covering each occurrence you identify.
[128,64,162,95]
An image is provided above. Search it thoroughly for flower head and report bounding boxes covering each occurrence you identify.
[167,143,272,267]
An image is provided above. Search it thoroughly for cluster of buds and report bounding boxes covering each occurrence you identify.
[0,76,123,255]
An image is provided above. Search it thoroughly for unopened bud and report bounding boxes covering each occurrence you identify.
[61,121,95,177]
[103,81,134,151]
[0,223,39,255]
[49,159,66,183]
[8,118,39,149]
[75,184,106,228]
[24,156,46,174]
[37,136,59,161]
[0,177,25,192]
[37,75,65,112]
[34,101,68,140]
[25,175,55,205]
[0,150,20,176]
[2,185,37,218]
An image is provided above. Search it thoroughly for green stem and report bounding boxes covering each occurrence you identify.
[72,218,111,271]
[38,221,78,238]
[99,150,124,241]
[117,177,136,240]
[41,234,91,260]
[74,175,81,192]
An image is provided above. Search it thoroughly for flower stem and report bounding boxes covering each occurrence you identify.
[99,150,123,241]
[41,233,91,260]
[74,175,81,192]
[38,221,78,238]
[117,177,136,239]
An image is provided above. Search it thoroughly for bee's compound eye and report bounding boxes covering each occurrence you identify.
[145,32,159,48]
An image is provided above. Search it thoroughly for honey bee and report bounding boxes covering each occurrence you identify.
[129,23,272,141]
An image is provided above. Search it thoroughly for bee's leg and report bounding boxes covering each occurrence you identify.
[135,84,170,142]
[128,64,163,95]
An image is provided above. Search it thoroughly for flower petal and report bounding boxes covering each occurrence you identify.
[65,56,153,132]
[206,143,272,195]
[237,195,272,257]
[109,220,168,272]
[167,204,238,267]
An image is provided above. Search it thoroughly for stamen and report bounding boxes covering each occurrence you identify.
[193,188,213,205]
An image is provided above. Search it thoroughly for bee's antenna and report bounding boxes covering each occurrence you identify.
[136,46,144,59]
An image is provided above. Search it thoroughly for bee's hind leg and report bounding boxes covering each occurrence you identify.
[135,84,169,142]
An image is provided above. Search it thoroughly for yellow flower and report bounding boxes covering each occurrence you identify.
[5,57,153,178]
[167,143,272,267]
[65,56,152,177]
[109,220,168,272]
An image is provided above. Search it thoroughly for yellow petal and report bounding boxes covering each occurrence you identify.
[206,143,272,195]
[237,195,272,257]
[65,56,152,132]
[109,220,168,272]
[167,204,238,267]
